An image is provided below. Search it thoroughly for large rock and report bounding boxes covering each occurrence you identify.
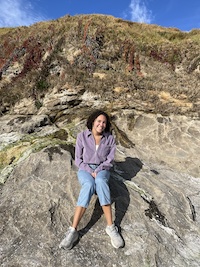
[0,112,200,267]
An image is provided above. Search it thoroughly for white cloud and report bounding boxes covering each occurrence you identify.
[129,0,152,24]
[0,0,47,27]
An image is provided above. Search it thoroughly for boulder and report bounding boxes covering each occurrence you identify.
[0,111,200,267]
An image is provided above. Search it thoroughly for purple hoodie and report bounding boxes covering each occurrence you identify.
[75,129,116,174]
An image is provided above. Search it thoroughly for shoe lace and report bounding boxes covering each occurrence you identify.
[110,226,119,237]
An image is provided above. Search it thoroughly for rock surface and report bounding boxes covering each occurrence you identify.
[0,111,200,267]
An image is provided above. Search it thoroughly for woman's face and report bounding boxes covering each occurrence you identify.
[92,114,107,135]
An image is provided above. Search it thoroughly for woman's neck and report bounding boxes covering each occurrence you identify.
[92,130,103,145]
[92,129,103,137]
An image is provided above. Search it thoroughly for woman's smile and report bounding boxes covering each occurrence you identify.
[92,115,107,135]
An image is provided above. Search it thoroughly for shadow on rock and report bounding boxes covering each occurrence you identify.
[110,157,143,228]
[79,157,143,238]
[114,157,143,181]
[78,198,104,238]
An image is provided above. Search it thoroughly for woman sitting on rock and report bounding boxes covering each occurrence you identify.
[59,109,124,249]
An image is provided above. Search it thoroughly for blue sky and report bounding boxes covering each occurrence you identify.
[0,0,199,31]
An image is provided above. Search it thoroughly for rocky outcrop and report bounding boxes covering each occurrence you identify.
[0,15,200,116]
[0,109,200,267]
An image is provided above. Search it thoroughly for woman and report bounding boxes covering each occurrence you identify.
[59,110,124,249]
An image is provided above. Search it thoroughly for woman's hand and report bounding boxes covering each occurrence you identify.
[91,172,97,179]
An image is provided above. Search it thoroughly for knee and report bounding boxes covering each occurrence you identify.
[95,177,108,188]
[82,180,95,192]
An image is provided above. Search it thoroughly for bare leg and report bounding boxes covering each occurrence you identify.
[102,204,113,226]
[72,206,86,229]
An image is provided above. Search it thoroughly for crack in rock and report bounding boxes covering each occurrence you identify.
[186,196,196,221]
[144,200,168,227]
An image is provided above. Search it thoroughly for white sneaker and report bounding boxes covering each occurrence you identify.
[106,224,124,248]
[59,227,79,250]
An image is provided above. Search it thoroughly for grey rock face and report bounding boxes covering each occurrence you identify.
[0,111,200,267]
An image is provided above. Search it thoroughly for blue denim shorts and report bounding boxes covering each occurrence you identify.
[76,166,111,208]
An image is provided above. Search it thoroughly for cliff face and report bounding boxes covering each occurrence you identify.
[0,14,199,117]
[0,15,200,267]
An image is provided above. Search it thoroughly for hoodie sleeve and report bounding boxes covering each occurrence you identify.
[75,132,93,173]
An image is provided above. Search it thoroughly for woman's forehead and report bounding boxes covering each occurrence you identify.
[95,114,107,121]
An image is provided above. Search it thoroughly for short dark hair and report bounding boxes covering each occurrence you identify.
[86,110,111,132]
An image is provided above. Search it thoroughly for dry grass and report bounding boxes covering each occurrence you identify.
[0,14,199,116]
